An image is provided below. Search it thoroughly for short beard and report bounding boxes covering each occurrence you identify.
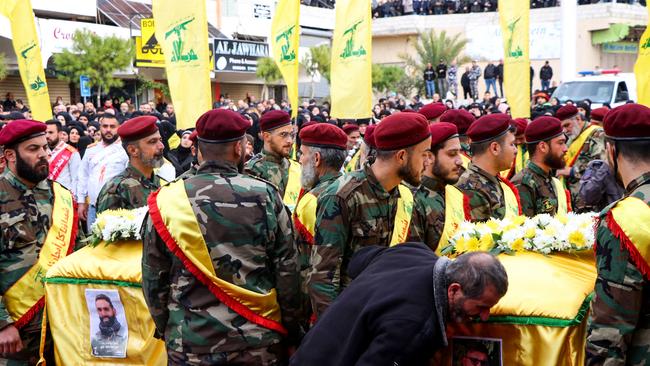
[398,159,422,186]
[300,157,319,189]
[48,138,59,149]
[543,151,566,170]
[102,134,118,144]
[432,159,459,185]
[16,152,49,184]
[449,297,470,324]
[139,151,164,169]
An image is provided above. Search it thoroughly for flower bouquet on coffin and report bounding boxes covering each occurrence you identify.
[440,212,597,256]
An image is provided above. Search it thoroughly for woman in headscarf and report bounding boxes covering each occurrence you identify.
[56,112,73,126]
[167,129,194,176]
[67,124,93,158]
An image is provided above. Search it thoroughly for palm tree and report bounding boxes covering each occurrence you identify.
[400,30,471,96]
[256,57,283,100]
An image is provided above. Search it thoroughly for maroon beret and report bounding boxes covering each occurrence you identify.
[430,122,459,147]
[512,118,528,136]
[259,110,291,132]
[555,104,579,121]
[0,119,46,146]
[604,104,650,140]
[374,113,430,150]
[467,114,513,144]
[525,116,564,144]
[364,124,377,149]
[418,102,447,121]
[196,109,250,143]
[440,109,475,135]
[590,107,610,122]
[118,116,158,142]
[342,124,360,135]
[300,123,348,150]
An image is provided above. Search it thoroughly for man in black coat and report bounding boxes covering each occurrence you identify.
[291,243,508,366]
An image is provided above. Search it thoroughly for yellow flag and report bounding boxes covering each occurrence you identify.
[635,6,650,107]
[153,0,211,129]
[271,0,300,119]
[499,0,530,118]
[330,0,372,119]
[0,0,51,121]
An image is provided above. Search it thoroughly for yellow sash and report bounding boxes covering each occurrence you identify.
[460,153,470,169]
[294,191,318,243]
[500,180,521,218]
[565,124,600,167]
[4,182,77,329]
[389,185,414,246]
[438,185,469,253]
[608,196,650,279]
[552,177,569,214]
[516,145,529,174]
[283,159,302,212]
[149,180,287,334]
[345,149,361,173]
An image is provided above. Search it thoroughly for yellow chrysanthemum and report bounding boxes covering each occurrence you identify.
[479,234,493,251]
[455,237,466,254]
[486,220,500,231]
[511,238,525,252]
[557,214,568,225]
[466,237,480,252]
[513,216,527,226]
[525,228,536,239]
[568,230,586,247]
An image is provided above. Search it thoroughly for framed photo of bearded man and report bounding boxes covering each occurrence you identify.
[85,289,129,358]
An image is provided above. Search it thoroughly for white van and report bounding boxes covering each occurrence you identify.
[551,72,637,108]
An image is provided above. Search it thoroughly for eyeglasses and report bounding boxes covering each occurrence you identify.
[275,131,296,139]
[464,356,489,366]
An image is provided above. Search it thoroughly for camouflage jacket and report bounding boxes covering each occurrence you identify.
[408,175,446,251]
[308,164,403,317]
[96,164,161,213]
[245,149,290,197]
[141,160,301,355]
[456,162,507,221]
[0,170,84,334]
[511,161,560,217]
[566,123,606,212]
[586,172,650,365]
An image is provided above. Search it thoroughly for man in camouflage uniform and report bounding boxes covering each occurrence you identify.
[142,109,301,365]
[512,117,569,217]
[409,122,464,250]
[0,120,83,365]
[308,113,431,317]
[96,116,164,213]
[245,110,295,196]
[293,123,348,322]
[586,103,650,365]
[556,104,606,212]
[456,114,518,221]
[440,109,475,175]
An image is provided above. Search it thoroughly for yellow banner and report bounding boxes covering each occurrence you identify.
[635,6,650,107]
[283,159,302,212]
[389,185,414,246]
[0,0,51,121]
[330,0,372,119]
[153,0,212,129]
[271,0,300,119]
[498,0,530,118]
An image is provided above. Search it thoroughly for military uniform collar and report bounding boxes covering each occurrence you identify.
[364,163,396,199]
[2,168,49,191]
[318,170,341,185]
[126,163,155,182]
[421,175,446,193]
[625,172,650,194]
[261,149,287,165]
[197,160,239,175]
[527,161,552,179]
[468,162,500,186]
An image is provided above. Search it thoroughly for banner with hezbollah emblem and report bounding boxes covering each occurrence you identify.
[634,5,650,107]
[498,0,530,118]
[152,0,211,129]
[330,0,372,119]
[0,0,51,121]
[271,0,300,119]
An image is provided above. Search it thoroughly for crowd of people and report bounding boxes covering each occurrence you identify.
[0,80,648,365]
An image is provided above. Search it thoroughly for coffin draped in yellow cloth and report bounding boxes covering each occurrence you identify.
[437,251,596,366]
[44,240,166,365]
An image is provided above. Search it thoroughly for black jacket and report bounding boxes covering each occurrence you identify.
[436,63,447,79]
[424,67,436,81]
[291,243,449,366]
[461,71,471,89]
[540,65,553,80]
[496,63,504,80]
[484,63,497,79]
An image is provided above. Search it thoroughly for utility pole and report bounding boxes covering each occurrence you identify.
[561,0,577,83]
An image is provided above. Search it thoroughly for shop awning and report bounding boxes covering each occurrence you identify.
[591,24,630,45]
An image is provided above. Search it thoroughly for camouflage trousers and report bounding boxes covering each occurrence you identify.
[168,344,285,366]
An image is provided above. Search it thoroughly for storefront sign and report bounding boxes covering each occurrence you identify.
[602,42,638,54]
[213,38,269,73]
